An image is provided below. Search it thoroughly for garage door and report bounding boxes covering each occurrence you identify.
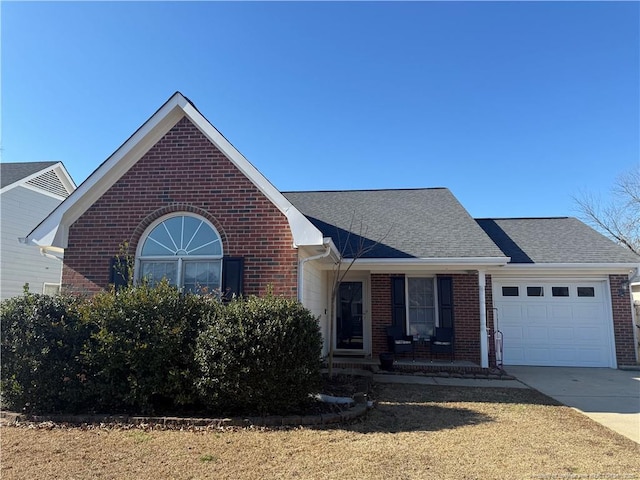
[493,280,614,367]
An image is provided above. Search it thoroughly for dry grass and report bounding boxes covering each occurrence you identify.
[2,384,639,480]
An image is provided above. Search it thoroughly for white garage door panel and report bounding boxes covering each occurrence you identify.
[527,326,549,341]
[575,327,602,343]
[550,305,572,319]
[495,280,613,368]
[551,327,574,342]
[527,305,548,319]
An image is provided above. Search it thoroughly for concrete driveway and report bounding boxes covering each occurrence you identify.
[506,366,640,443]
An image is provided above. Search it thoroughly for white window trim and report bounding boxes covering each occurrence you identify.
[135,213,223,292]
[42,282,61,295]
[405,275,439,338]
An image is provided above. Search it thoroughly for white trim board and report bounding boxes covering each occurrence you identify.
[24,92,323,250]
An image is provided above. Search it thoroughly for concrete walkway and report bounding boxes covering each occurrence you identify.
[373,373,528,388]
[505,366,640,444]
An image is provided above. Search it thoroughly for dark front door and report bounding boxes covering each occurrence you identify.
[336,281,364,351]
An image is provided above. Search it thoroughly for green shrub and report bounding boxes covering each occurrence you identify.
[2,284,323,418]
[195,294,323,415]
[0,292,91,413]
[80,281,204,414]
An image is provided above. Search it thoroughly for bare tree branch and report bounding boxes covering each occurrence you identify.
[573,166,640,256]
[326,216,392,376]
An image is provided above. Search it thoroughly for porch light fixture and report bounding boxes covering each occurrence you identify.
[619,279,630,297]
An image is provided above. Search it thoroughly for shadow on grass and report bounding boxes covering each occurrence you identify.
[332,383,563,434]
[352,402,493,433]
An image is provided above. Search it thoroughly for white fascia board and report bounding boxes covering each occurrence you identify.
[24,92,323,249]
[0,162,71,195]
[0,168,46,195]
[488,263,640,277]
[298,238,341,264]
[1,163,76,201]
[322,256,510,272]
[53,162,77,193]
[180,101,323,247]
[24,96,186,248]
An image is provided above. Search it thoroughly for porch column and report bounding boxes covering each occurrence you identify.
[478,270,489,368]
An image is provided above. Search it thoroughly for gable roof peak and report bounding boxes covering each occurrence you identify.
[0,161,75,196]
[24,94,323,250]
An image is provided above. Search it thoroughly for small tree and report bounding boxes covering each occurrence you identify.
[327,215,391,376]
[573,166,640,255]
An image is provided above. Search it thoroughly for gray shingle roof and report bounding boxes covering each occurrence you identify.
[284,188,506,259]
[476,217,640,264]
[1,162,58,189]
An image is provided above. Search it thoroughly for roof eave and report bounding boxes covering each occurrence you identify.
[335,256,510,272]
[492,262,640,276]
[180,100,323,247]
[24,92,323,249]
[0,161,75,196]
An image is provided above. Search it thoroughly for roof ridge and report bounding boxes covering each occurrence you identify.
[476,217,570,221]
[1,161,58,166]
[283,187,449,194]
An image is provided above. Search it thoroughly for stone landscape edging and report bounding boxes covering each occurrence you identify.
[1,368,374,429]
[0,401,369,429]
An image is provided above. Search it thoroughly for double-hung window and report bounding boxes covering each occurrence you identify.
[407,277,437,338]
[137,214,223,294]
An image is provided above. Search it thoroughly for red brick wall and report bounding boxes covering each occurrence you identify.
[450,273,482,364]
[609,274,638,365]
[62,116,298,297]
[369,272,484,365]
[371,273,395,355]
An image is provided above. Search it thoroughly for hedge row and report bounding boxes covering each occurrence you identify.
[0,282,323,416]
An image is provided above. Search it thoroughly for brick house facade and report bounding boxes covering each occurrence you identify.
[62,117,298,298]
[25,92,639,369]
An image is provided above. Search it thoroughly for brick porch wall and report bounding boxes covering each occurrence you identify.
[370,272,485,365]
[62,117,298,297]
[610,274,638,365]
[450,273,482,364]
[371,273,395,356]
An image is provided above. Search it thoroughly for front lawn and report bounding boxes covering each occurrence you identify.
[2,384,638,480]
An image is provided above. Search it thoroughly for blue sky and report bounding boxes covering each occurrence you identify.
[2,1,638,219]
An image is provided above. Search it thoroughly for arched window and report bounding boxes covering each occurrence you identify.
[137,214,223,294]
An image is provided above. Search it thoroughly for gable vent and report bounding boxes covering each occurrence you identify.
[26,170,70,198]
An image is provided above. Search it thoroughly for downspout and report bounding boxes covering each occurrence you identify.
[297,242,332,304]
[478,270,489,368]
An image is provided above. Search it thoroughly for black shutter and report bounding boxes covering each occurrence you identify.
[437,276,454,328]
[222,257,244,300]
[109,257,129,290]
[391,276,406,328]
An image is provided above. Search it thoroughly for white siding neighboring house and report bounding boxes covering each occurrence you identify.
[0,162,76,300]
